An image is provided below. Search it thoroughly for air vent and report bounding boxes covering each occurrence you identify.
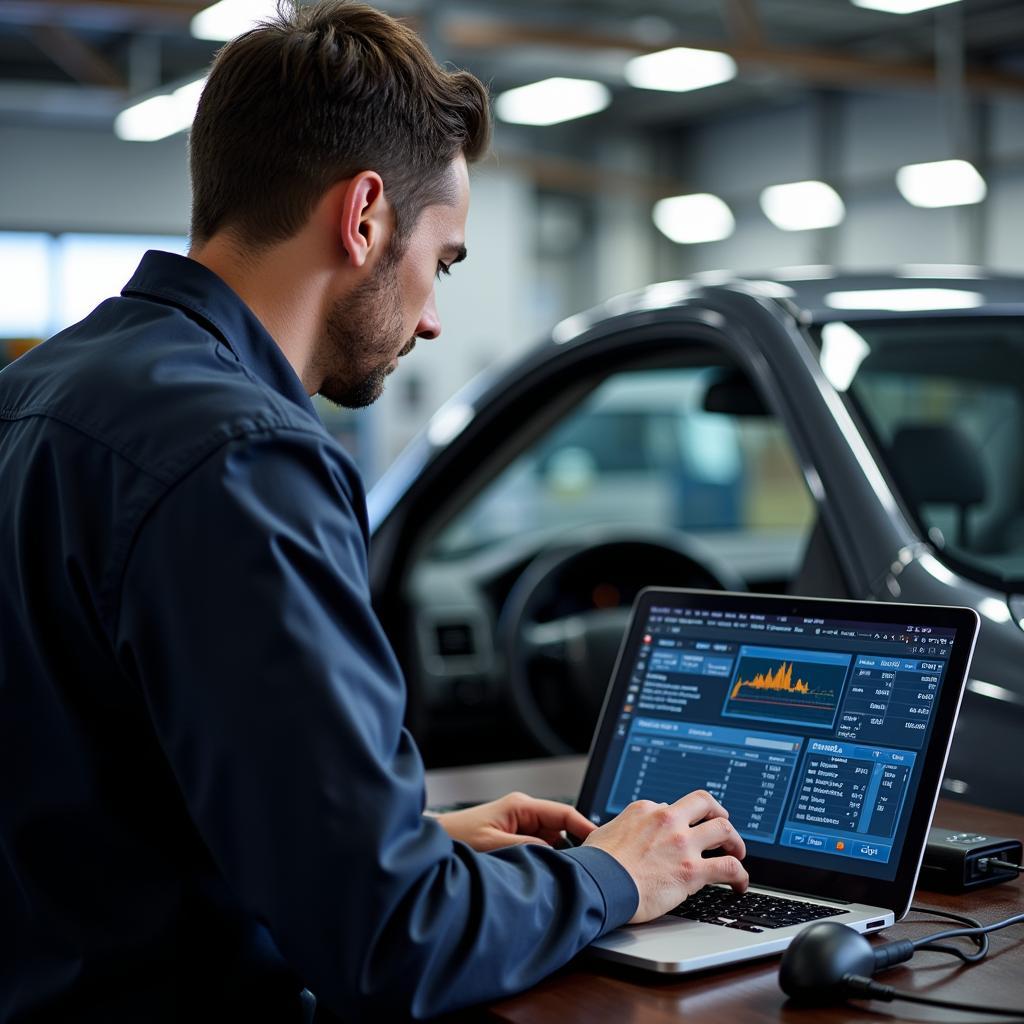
[435,623,476,658]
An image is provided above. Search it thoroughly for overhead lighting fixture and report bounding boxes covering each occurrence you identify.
[895,159,987,208]
[760,180,845,231]
[824,288,983,311]
[114,76,207,142]
[494,78,611,126]
[851,0,961,13]
[652,194,735,245]
[191,0,278,41]
[819,322,871,391]
[624,47,737,93]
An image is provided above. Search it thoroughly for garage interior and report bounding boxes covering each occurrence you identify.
[3,2,1024,1020]
[1,0,1022,475]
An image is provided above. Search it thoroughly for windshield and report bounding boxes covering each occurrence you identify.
[432,366,814,582]
[817,316,1024,588]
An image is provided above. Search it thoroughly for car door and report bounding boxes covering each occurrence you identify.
[368,296,841,765]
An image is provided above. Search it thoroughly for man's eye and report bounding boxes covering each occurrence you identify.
[436,262,452,280]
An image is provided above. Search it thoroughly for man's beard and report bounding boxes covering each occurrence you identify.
[317,248,416,409]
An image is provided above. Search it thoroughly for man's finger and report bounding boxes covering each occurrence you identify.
[699,854,749,893]
[670,788,729,826]
[493,833,547,847]
[513,797,597,838]
[691,816,746,860]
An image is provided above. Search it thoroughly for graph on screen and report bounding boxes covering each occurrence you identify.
[722,646,851,728]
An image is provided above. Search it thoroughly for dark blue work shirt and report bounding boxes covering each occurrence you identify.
[0,251,637,1022]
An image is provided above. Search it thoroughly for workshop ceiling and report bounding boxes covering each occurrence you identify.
[0,0,1022,131]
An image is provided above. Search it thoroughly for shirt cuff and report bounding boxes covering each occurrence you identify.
[561,845,639,935]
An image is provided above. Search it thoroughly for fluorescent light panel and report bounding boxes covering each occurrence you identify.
[760,180,845,231]
[494,78,610,126]
[653,194,735,245]
[191,0,278,41]
[115,76,207,142]
[895,159,987,208]
[851,0,961,13]
[824,288,983,311]
[625,47,737,93]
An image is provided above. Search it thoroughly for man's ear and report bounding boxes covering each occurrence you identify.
[336,170,390,269]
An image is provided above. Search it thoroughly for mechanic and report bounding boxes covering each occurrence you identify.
[0,2,748,1020]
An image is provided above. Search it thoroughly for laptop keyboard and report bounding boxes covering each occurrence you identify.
[669,886,849,933]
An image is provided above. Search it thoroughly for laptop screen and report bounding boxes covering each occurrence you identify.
[579,591,975,885]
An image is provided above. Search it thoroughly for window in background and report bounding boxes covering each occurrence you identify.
[54,234,188,332]
[0,232,53,338]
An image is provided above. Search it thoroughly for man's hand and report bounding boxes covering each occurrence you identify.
[434,792,597,852]
[583,790,748,924]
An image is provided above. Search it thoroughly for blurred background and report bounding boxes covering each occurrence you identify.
[1,0,1022,483]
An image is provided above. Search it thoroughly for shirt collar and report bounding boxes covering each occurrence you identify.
[122,249,317,417]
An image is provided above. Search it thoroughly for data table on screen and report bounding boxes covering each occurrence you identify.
[607,720,802,843]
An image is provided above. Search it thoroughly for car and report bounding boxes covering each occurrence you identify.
[367,269,1024,814]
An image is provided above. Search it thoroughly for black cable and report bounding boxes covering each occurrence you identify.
[908,904,988,963]
[908,911,1024,952]
[978,858,1022,875]
[844,975,1024,1019]
[835,907,1024,1020]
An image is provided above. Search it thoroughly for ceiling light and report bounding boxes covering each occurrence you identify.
[760,180,845,231]
[494,78,610,126]
[851,0,961,13]
[652,194,735,244]
[625,47,737,93]
[895,159,987,208]
[191,0,278,41]
[114,77,207,142]
[819,322,871,391]
[824,288,983,311]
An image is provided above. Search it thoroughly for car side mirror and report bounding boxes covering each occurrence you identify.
[702,370,770,417]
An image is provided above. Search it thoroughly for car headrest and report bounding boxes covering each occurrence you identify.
[888,424,986,508]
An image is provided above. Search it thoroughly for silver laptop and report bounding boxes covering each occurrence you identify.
[575,587,979,973]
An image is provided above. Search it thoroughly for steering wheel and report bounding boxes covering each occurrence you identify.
[496,529,745,756]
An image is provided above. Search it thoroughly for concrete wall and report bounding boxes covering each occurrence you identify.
[0,125,191,233]
[666,92,1024,277]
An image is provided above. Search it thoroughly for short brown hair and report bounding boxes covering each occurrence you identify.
[188,0,490,249]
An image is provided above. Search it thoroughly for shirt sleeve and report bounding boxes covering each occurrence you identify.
[114,428,638,1019]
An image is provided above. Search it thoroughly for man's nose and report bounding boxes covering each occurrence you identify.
[416,289,441,340]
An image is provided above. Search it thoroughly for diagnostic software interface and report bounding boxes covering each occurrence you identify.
[585,601,957,880]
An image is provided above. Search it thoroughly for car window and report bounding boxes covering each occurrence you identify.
[833,318,1024,586]
[432,367,815,584]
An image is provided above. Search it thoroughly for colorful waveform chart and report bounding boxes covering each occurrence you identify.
[721,645,852,729]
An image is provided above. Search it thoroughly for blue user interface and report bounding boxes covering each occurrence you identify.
[588,602,956,879]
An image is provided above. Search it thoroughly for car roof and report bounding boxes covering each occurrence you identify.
[735,267,1024,322]
[553,267,1024,341]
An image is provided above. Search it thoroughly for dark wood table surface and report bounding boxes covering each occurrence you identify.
[426,757,1024,1023]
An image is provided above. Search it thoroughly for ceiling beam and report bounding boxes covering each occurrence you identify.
[723,0,764,47]
[446,20,1024,97]
[0,1,203,32]
[28,25,127,89]
[495,150,692,201]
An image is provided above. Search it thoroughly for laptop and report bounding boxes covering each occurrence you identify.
[576,587,979,973]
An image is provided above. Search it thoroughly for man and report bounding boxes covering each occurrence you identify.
[0,2,748,1020]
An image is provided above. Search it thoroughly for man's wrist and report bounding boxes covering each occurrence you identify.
[561,845,640,934]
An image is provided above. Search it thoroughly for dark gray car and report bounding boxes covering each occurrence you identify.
[368,270,1024,814]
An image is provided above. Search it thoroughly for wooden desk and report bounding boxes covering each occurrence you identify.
[426,757,1024,1023]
